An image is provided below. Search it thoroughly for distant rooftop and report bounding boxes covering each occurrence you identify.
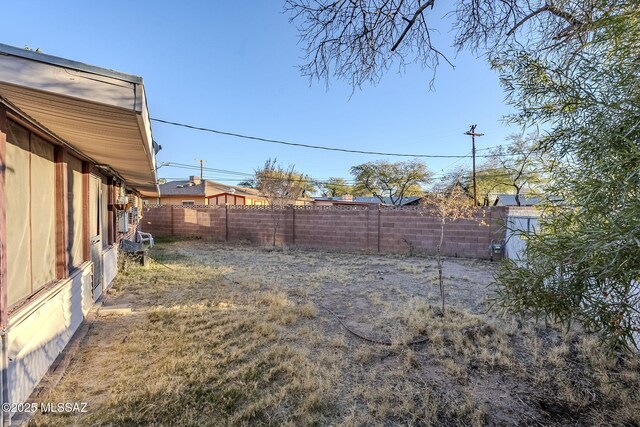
[314,196,422,206]
[494,194,541,206]
[158,180,206,196]
[158,177,264,198]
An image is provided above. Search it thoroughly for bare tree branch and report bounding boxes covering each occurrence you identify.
[390,0,435,51]
[506,5,549,36]
[286,0,611,89]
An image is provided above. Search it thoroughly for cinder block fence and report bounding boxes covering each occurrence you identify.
[142,205,508,260]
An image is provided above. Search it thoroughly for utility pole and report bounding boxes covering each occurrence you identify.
[194,159,206,181]
[464,125,484,206]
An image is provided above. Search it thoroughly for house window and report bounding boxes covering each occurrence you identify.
[182,200,195,206]
[6,120,57,307]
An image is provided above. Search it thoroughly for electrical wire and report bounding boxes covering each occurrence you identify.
[151,117,502,159]
[159,161,255,177]
[158,162,542,186]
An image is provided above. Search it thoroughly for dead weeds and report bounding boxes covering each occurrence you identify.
[31,240,639,426]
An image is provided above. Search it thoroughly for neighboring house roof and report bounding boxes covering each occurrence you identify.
[0,43,158,195]
[208,189,266,199]
[206,182,262,197]
[494,194,541,206]
[158,178,265,199]
[314,196,422,206]
[158,180,207,197]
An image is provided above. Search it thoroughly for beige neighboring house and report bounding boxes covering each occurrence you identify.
[150,176,267,206]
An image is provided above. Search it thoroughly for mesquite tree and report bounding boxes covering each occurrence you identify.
[350,160,431,205]
[478,133,550,205]
[321,177,353,197]
[491,8,640,351]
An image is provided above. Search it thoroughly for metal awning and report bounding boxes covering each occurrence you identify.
[0,43,158,196]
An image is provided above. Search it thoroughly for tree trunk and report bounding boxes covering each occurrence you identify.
[271,205,277,247]
[514,185,522,206]
[438,217,446,314]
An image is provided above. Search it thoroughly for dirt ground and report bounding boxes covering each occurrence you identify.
[30,239,639,426]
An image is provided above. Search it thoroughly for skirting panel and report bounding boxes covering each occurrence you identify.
[6,263,92,409]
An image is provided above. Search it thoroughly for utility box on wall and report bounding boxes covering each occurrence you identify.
[117,211,129,233]
[131,207,139,224]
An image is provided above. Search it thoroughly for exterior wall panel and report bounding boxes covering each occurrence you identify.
[102,246,118,288]
[0,47,158,423]
[5,122,31,306]
[29,135,56,292]
[67,156,84,269]
[159,196,207,206]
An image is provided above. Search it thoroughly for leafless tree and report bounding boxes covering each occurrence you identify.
[255,159,308,246]
[422,180,484,313]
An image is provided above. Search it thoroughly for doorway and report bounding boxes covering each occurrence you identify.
[89,175,103,301]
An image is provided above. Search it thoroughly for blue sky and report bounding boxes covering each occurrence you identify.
[2,1,517,187]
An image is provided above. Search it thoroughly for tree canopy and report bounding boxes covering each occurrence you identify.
[492,5,640,351]
[350,159,431,205]
[321,177,353,197]
[439,133,550,206]
[467,133,550,206]
[255,158,309,206]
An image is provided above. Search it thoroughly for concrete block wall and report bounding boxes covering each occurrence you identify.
[293,206,373,251]
[172,207,226,240]
[378,207,505,258]
[227,206,290,246]
[142,205,507,260]
[141,205,226,240]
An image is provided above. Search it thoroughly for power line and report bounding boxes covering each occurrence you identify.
[161,161,543,181]
[159,163,540,187]
[159,163,352,185]
[151,117,491,159]
[160,161,255,177]
[164,161,459,183]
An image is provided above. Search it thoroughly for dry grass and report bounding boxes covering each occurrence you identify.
[31,239,640,426]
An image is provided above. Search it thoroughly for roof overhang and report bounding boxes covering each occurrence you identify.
[0,43,158,196]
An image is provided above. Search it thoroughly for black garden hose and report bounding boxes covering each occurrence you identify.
[317,303,429,346]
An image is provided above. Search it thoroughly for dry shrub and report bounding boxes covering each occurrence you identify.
[298,301,318,318]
